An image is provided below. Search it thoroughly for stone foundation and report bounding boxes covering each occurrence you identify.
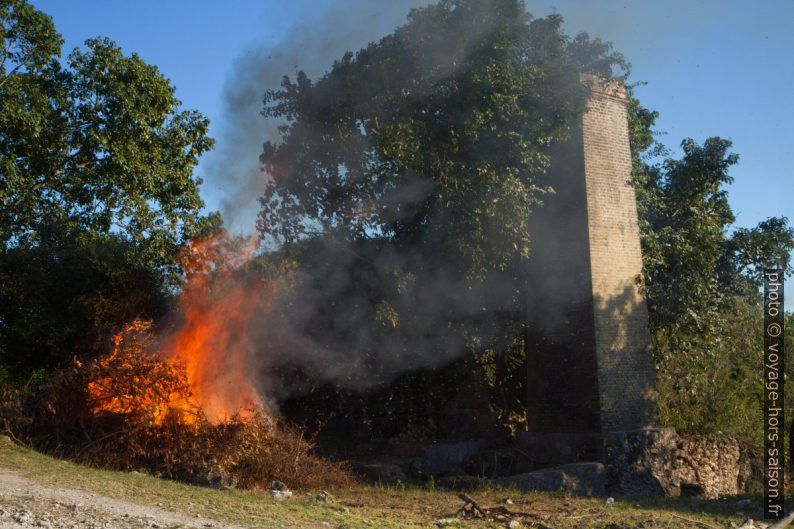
[365,430,757,498]
[411,429,759,498]
[516,431,604,467]
[673,435,756,498]
[603,428,679,496]
[603,429,757,498]
[513,429,757,498]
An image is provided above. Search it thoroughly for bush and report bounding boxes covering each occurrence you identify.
[1,321,350,490]
[655,301,794,462]
[0,227,170,381]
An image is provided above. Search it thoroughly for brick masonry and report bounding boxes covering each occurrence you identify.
[525,74,658,434]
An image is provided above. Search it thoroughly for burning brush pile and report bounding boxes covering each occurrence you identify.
[1,235,350,490]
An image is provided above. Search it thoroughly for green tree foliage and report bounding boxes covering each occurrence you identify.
[628,96,794,446]
[0,0,219,380]
[637,137,739,334]
[634,135,792,335]
[0,224,170,377]
[722,216,794,293]
[258,0,627,278]
[1,0,214,267]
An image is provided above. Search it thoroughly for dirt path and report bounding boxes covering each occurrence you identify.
[0,473,248,529]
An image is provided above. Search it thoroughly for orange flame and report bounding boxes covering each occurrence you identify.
[88,233,268,425]
[159,234,265,423]
[87,319,197,424]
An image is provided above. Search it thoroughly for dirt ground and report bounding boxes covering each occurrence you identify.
[0,473,242,529]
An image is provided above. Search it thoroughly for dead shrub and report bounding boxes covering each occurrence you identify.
[1,321,351,490]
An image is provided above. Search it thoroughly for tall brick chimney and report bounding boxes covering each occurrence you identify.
[523,74,658,457]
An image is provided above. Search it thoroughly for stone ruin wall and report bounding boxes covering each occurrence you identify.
[605,429,757,499]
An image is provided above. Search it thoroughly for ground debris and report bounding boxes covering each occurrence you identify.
[454,493,542,526]
[316,490,334,503]
[435,518,463,527]
[735,519,774,529]
[456,493,486,518]
[669,513,721,529]
[270,480,293,500]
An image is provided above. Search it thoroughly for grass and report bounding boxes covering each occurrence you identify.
[0,435,771,528]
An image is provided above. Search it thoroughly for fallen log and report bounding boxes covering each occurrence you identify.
[456,493,486,518]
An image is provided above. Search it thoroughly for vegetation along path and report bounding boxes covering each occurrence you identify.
[0,437,776,529]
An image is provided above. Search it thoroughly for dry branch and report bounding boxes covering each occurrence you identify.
[1,321,350,490]
[669,513,720,529]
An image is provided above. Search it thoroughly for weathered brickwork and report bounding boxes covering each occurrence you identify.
[526,74,658,434]
[581,74,658,431]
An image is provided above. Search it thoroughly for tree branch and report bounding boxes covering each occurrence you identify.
[0,35,16,74]
[4,161,93,212]
[0,62,23,89]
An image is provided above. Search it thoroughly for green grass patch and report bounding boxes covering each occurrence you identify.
[0,437,771,528]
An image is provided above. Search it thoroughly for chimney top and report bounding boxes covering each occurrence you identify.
[580,73,627,100]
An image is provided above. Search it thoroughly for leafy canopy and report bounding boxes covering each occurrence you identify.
[258,0,627,277]
[0,0,221,380]
[0,0,215,268]
[632,136,793,334]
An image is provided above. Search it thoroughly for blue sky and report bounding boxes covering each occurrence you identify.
[31,1,794,261]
